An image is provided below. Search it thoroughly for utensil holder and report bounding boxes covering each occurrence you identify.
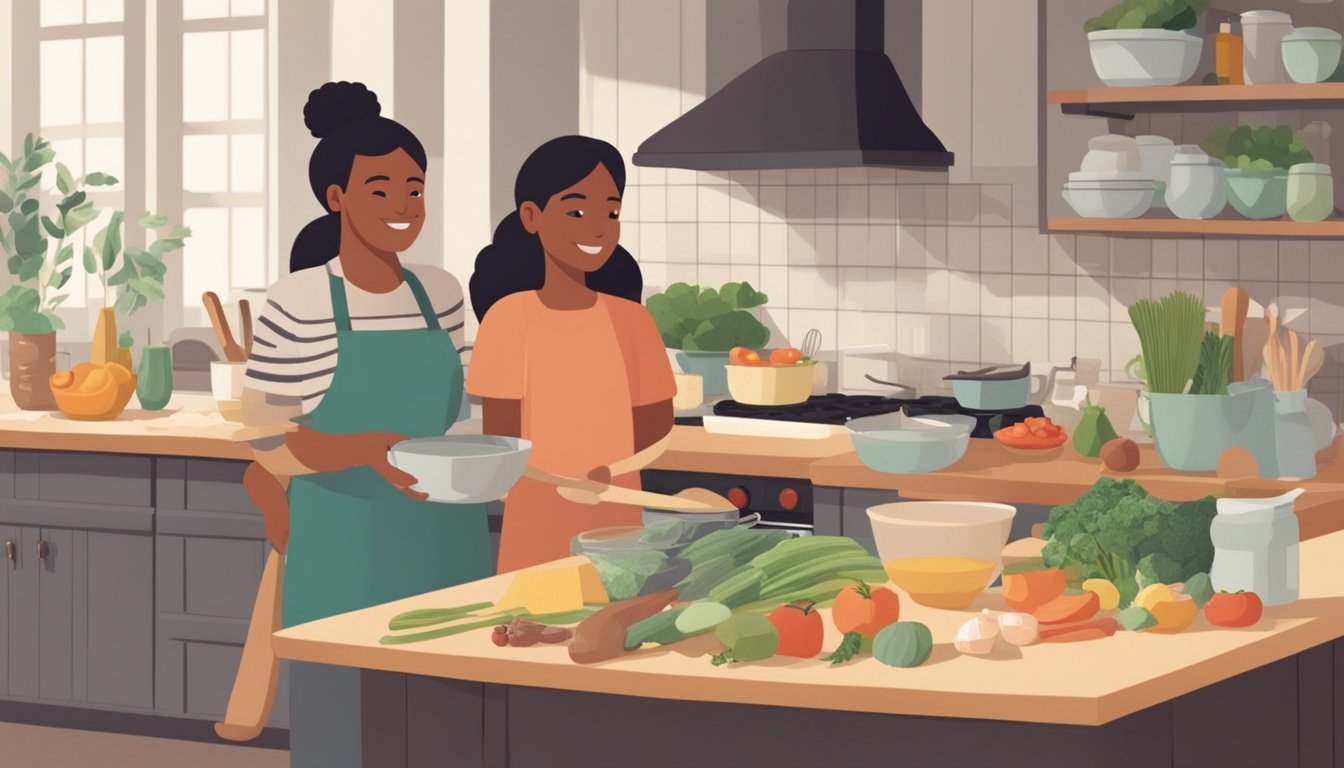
[1274,389,1317,479]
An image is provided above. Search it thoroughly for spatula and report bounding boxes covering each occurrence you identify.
[1222,287,1249,382]
[204,291,248,363]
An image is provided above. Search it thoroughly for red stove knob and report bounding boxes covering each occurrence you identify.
[779,488,799,510]
[727,487,750,509]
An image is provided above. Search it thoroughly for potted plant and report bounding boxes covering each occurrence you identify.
[81,211,189,403]
[1130,291,1277,473]
[1084,0,1210,87]
[1201,124,1313,219]
[645,281,770,397]
[0,134,115,409]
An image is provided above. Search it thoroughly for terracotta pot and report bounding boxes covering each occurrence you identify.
[9,332,58,410]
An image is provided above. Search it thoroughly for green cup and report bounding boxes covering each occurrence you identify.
[136,344,173,410]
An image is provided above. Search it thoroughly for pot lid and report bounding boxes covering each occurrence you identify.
[944,362,1031,382]
[1241,10,1293,24]
[1284,26,1343,42]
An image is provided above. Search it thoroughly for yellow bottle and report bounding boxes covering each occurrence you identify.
[1216,22,1244,85]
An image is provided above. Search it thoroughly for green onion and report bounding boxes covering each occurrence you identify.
[1128,291,1206,394]
[387,602,494,631]
[1190,332,1233,396]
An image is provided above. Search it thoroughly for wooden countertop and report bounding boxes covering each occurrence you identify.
[811,438,1344,540]
[272,529,1344,727]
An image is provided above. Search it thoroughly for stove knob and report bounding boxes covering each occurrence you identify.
[779,488,799,510]
[727,487,750,509]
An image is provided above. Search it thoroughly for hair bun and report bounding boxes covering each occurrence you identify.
[303,81,381,139]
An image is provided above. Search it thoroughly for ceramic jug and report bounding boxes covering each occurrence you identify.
[1210,488,1303,605]
[1274,390,1316,479]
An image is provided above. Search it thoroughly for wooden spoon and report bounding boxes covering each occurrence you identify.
[203,291,247,363]
[1301,339,1324,389]
[238,299,255,359]
[1240,317,1269,381]
[1221,287,1249,382]
[522,466,737,513]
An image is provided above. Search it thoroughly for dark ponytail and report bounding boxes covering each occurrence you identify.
[469,135,642,322]
[290,81,428,273]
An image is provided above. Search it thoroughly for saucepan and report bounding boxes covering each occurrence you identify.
[943,363,1045,411]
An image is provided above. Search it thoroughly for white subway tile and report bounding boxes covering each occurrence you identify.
[838,185,868,223]
[897,225,931,268]
[1311,241,1344,282]
[1177,239,1203,278]
[865,268,898,309]
[698,223,730,262]
[621,187,641,222]
[1077,275,1110,321]
[730,223,760,265]
[947,185,980,226]
[950,315,981,364]
[1111,239,1152,276]
[667,168,697,185]
[980,227,1012,273]
[638,167,666,186]
[1110,323,1143,375]
[837,168,868,185]
[760,170,788,185]
[926,226,949,269]
[788,309,837,354]
[760,266,788,307]
[1109,278,1150,322]
[816,186,839,222]
[926,269,952,314]
[815,224,839,265]
[697,185,731,222]
[1049,276,1076,319]
[788,266,838,309]
[666,263,699,286]
[948,227,980,272]
[1075,321,1111,374]
[761,307,790,348]
[1049,235,1077,275]
[730,170,759,185]
[897,185,927,226]
[869,167,898,184]
[760,223,788,265]
[924,186,949,226]
[639,263,668,298]
[698,263,731,289]
[869,185,898,223]
[639,185,666,223]
[1012,228,1048,274]
[787,224,818,265]
[622,223,641,257]
[1075,235,1110,275]
[837,225,872,266]
[1239,240,1278,283]
[786,186,816,221]
[1204,240,1239,279]
[667,186,698,222]
[730,183,760,223]
[1150,240,1179,278]
[980,184,1013,227]
[896,269,929,313]
[839,268,867,311]
[787,169,817,185]
[639,222,667,262]
[759,186,786,224]
[982,274,1013,317]
[869,224,899,268]
[666,223,697,263]
[1013,319,1050,365]
[1049,320,1076,365]
[1309,283,1344,333]
[729,265,761,285]
[981,317,1013,361]
[839,310,896,349]
[1012,275,1049,319]
[816,169,840,185]
[948,270,981,316]
[1280,241,1309,281]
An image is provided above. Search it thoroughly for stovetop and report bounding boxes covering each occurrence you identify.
[674,393,1045,439]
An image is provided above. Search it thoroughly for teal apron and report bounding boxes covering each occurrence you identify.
[285,267,490,767]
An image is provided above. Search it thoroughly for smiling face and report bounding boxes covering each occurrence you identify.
[519,163,622,273]
[325,148,426,254]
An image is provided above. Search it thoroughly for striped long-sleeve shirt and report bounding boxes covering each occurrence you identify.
[243,259,468,413]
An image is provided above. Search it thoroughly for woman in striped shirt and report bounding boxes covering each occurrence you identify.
[238,81,489,768]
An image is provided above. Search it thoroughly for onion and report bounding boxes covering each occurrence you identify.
[954,610,1001,654]
[997,611,1040,646]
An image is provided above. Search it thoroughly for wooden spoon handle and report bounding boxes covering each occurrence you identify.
[239,299,255,358]
[1221,287,1249,382]
[214,547,282,742]
[203,291,245,362]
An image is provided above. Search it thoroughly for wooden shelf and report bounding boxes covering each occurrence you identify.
[1048,216,1344,238]
[1049,83,1344,119]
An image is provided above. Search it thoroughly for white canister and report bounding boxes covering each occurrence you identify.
[211,360,247,401]
[1242,10,1294,84]
[1165,145,1228,220]
[1136,135,1176,208]
[1210,489,1303,606]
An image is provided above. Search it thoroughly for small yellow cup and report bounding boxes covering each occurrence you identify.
[673,373,704,410]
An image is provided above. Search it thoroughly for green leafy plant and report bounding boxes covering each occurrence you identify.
[0,134,116,335]
[86,211,190,317]
[645,281,770,351]
[1201,124,1313,171]
[1084,0,1210,32]
[1189,331,1233,396]
[1128,291,1206,394]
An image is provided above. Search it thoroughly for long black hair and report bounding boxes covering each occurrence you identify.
[468,135,642,322]
[289,81,428,272]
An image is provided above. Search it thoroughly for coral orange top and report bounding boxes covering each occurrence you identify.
[466,291,676,572]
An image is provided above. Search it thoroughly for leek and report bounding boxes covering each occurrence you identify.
[1128,292,1206,394]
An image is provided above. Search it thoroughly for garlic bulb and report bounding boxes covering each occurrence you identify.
[954,610,1001,654]
[997,611,1039,646]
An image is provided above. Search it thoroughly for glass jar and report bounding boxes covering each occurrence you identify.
[1242,10,1294,84]
[1165,145,1227,220]
[1287,162,1333,222]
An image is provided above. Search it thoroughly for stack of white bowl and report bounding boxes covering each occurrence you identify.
[1062,135,1157,218]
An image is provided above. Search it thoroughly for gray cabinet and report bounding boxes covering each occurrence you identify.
[154,458,290,726]
[0,451,155,711]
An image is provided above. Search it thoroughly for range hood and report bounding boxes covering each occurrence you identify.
[632,0,953,171]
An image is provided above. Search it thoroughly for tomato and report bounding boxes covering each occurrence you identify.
[770,347,803,365]
[1204,591,1263,628]
[832,581,901,637]
[766,600,825,658]
[729,347,764,366]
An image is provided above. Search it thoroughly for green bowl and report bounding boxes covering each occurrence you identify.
[674,350,731,397]
[1224,168,1288,220]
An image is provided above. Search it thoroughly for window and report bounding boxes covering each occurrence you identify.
[31,0,133,321]
[167,0,269,322]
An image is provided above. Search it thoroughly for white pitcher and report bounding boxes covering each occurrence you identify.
[1210,488,1304,606]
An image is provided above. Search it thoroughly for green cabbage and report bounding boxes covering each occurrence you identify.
[645,281,770,351]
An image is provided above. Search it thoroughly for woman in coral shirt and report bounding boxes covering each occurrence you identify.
[467,136,675,572]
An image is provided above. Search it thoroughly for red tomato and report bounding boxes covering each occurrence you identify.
[766,600,825,658]
[832,581,901,637]
[1204,591,1263,628]
[729,347,763,366]
[770,347,803,365]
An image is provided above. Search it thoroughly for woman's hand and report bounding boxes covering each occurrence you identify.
[287,426,429,500]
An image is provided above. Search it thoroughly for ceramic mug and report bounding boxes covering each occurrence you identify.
[210,361,247,401]
[673,373,704,410]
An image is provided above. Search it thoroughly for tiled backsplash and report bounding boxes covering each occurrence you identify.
[574,0,1344,417]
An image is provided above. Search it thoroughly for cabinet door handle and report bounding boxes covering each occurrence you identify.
[4,540,13,563]
[36,539,48,560]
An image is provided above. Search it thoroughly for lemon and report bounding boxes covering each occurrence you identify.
[1134,583,1176,613]
[1082,579,1121,611]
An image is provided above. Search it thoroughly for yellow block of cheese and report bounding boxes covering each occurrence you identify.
[493,560,609,614]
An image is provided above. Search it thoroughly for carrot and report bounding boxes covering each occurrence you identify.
[1032,592,1100,624]
[1038,616,1118,643]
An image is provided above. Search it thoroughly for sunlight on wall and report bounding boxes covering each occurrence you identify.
[330,0,394,117]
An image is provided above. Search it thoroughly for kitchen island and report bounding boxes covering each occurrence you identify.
[273,532,1344,768]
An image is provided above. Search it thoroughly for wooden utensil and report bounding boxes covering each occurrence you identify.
[522,466,737,512]
[604,434,672,478]
[1240,317,1269,381]
[1264,304,1283,390]
[203,291,247,363]
[1222,287,1250,382]
[215,548,282,741]
[1301,340,1324,388]
[238,299,255,358]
